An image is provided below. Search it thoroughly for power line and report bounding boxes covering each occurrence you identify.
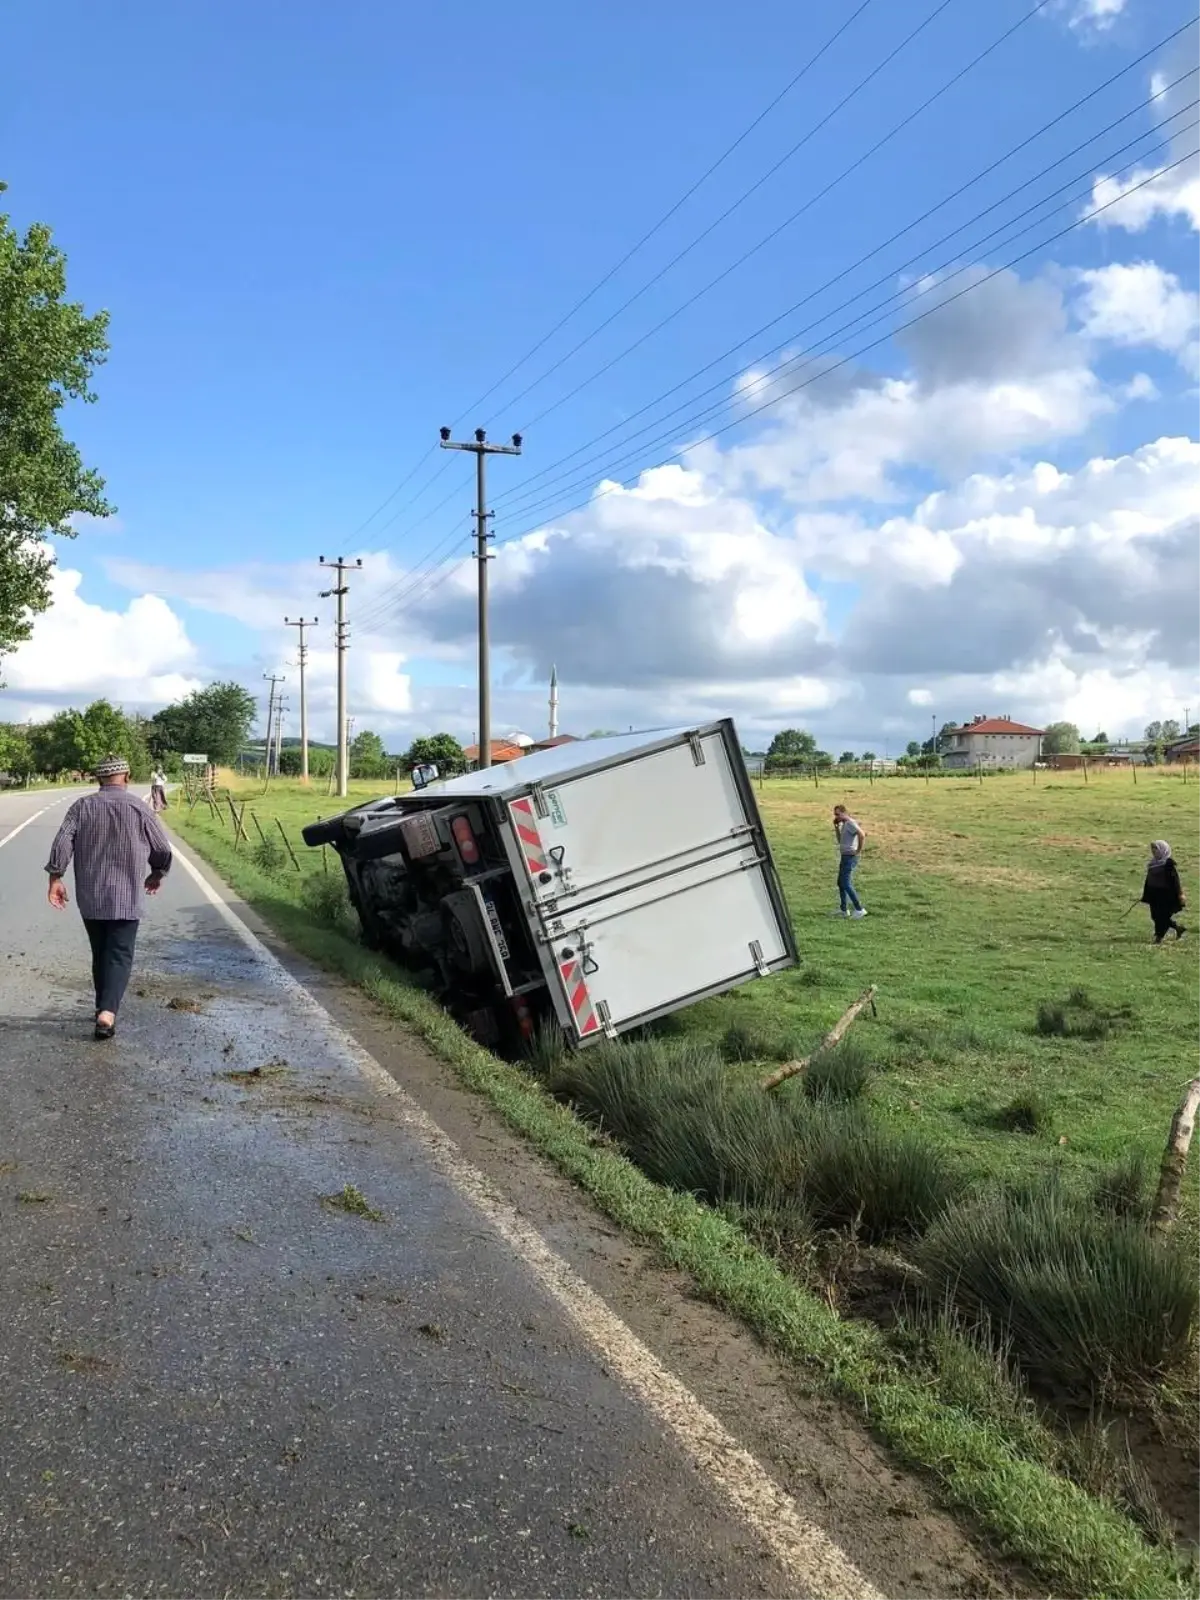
[461,0,880,423]
[499,122,1197,531]
[335,0,879,551]
[492,32,1197,512]
[492,0,976,430]
[373,148,1196,629]
[495,91,1197,525]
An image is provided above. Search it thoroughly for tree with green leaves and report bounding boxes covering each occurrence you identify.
[861,750,878,764]
[349,728,388,779]
[149,681,256,766]
[0,188,112,664]
[837,750,856,765]
[405,733,464,773]
[1041,721,1081,755]
[905,740,922,758]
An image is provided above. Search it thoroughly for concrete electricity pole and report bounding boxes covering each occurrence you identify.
[319,557,362,799]
[439,427,522,769]
[274,696,288,776]
[284,615,318,783]
[262,673,285,777]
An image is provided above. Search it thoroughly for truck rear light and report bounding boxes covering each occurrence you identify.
[511,995,535,1040]
[451,816,480,865]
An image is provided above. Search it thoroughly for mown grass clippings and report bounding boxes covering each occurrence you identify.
[166,996,203,1014]
[220,1057,291,1086]
[172,783,1197,1598]
[919,1175,1198,1397]
[16,1191,52,1205]
[320,1183,384,1222]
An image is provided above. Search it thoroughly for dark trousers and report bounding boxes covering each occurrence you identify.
[83,919,140,1016]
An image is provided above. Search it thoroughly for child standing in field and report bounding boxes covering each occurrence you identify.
[833,804,867,919]
[1141,840,1186,943]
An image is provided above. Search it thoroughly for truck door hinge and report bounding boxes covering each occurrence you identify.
[529,784,550,819]
[749,939,768,977]
[594,999,617,1040]
[688,733,706,766]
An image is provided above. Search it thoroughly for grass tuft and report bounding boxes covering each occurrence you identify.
[250,835,286,875]
[991,1087,1053,1135]
[799,1109,958,1240]
[802,1040,872,1103]
[1036,990,1135,1041]
[1090,1153,1151,1223]
[919,1175,1197,1396]
[300,870,356,934]
[321,1183,384,1221]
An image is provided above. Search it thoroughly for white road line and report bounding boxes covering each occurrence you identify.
[0,803,58,852]
[171,843,880,1600]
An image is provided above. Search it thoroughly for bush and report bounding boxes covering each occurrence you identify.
[719,1022,772,1064]
[803,1041,872,1103]
[799,1109,957,1240]
[991,1088,1052,1135]
[918,1175,1197,1396]
[300,870,355,934]
[251,835,285,875]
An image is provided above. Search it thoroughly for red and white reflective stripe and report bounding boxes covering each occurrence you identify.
[509,796,547,878]
[559,958,600,1037]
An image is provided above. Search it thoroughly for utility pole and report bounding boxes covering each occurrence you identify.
[274,696,288,777]
[319,557,362,799]
[439,427,522,768]
[284,616,318,783]
[262,673,284,777]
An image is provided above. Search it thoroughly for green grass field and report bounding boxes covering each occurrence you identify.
[194,766,1199,1216]
[679,770,1200,1216]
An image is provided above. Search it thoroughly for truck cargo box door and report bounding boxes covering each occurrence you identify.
[503,727,795,1041]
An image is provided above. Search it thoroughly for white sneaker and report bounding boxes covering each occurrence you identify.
[850,908,868,919]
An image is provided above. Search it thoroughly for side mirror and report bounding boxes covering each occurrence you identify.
[411,762,439,790]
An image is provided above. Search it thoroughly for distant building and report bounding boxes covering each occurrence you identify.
[942,715,1044,770]
[529,734,580,754]
[462,739,528,766]
[1165,735,1200,764]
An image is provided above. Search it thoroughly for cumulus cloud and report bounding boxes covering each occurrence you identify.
[76,252,1199,753]
[2,569,202,718]
[1086,60,1200,233]
[1074,262,1200,369]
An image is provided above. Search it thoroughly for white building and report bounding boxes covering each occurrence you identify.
[942,715,1044,769]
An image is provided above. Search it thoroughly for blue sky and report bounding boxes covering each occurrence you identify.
[3,0,1197,751]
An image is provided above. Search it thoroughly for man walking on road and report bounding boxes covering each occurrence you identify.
[832,803,867,919]
[45,755,173,1040]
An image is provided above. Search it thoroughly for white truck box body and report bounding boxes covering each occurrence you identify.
[414,720,796,1044]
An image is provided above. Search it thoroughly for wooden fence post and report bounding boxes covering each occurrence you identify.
[1151,1077,1200,1235]
[275,817,301,872]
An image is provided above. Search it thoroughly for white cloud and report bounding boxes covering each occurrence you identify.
[1065,0,1126,32]
[1075,262,1200,368]
[907,688,934,706]
[1086,61,1200,233]
[2,568,202,715]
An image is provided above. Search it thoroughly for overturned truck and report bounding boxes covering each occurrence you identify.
[302,721,796,1053]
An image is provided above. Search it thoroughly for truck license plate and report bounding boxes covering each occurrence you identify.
[483,896,511,960]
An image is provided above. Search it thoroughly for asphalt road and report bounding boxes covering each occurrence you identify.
[0,785,877,1599]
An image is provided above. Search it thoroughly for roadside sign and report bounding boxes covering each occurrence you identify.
[182,754,208,765]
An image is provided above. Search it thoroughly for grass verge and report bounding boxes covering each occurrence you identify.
[172,804,1189,1598]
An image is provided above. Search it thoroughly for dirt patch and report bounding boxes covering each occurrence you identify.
[219,1057,290,1085]
[166,996,203,1014]
[56,1350,115,1375]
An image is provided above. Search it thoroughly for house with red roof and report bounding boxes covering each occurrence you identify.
[942,715,1044,770]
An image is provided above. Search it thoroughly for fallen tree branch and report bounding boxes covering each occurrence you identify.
[1150,1075,1200,1235]
[761,984,877,1091]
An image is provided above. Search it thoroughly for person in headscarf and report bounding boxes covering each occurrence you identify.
[1141,840,1186,944]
